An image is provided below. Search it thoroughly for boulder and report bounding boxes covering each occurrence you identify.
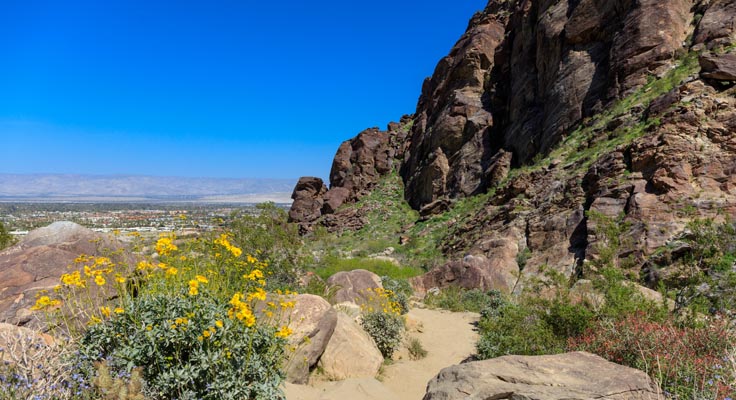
[693,0,736,48]
[326,269,383,305]
[410,254,518,296]
[317,313,383,380]
[277,294,337,384]
[0,222,131,329]
[423,351,660,399]
[0,322,55,363]
[288,177,328,225]
[700,53,736,81]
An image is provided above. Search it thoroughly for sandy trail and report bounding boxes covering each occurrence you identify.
[284,307,479,400]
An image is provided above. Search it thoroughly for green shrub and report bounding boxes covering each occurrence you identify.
[361,311,404,359]
[476,302,563,359]
[424,287,501,313]
[407,337,427,360]
[78,290,286,400]
[0,221,14,250]
[380,276,412,314]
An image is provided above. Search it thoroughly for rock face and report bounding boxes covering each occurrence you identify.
[423,351,660,400]
[278,294,338,384]
[326,269,383,305]
[288,116,413,232]
[317,313,383,380]
[0,222,131,328]
[700,53,736,81]
[402,0,696,210]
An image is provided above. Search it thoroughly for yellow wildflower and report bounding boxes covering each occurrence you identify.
[275,326,293,338]
[31,296,61,311]
[115,274,126,283]
[158,262,168,270]
[155,235,178,256]
[215,320,224,328]
[136,261,154,271]
[100,306,111,318]
[114,307,124,314]
[188,280,199,296]
[195,275,209,284]
[94,275,106,286]
[166,267,178,276]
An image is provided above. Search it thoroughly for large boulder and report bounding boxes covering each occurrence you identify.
[423,351,660,400]
[288,177,328,226]
[410,254,518,296]
[0,222,131,328]
[317,312,383,380]
[276,294,338,384]
[325,269,383,305]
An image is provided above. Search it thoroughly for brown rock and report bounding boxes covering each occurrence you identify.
[700,53,736,81]
[0,222,132,329]
[694,0,736,48]
[317,313,383,380]
[325,269,383,305]
[423,351,660,400]
[288,177,328,225]
[410,254,518,296]
[322,187,351,215]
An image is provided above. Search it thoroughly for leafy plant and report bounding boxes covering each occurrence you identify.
[424,287,501,313]
[406,337,427,360]
[361,311,404,359]
[380,276,412,314]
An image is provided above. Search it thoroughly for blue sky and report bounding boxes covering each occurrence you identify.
[0,0,485,180]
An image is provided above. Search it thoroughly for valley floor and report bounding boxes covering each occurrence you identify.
[284,307,479,400]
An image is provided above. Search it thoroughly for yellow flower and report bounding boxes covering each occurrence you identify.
[31,296,61,311]
[115,274,126,283]
[61,271,85,287]
[100,306,111,318]
[146,325,153,331]
[94,275,106,286]
[246,254,257,264]
[155,235,178,256]
[179,255,187,261]
[215,320,224,328]
[195,275,209,284]
[158,262,168,270]
[114,307,124,314]
[188,280,199,296]
[247,288,267,302]
[89,316,102,325]
[166,267,178,276]
[137,261,154,271]
[203,329,211,338]
[275,326,293,338]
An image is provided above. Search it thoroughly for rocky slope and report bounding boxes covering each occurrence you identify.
[290,0,735,293]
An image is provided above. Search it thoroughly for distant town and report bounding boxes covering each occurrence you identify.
[0,202,291,238]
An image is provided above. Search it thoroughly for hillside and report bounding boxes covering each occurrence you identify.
[290,0,736,296]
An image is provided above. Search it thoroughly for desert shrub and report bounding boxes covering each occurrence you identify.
[228,203,304,290]
[476,301,564,359]
[380,276,412,314]
[0,221,14,251]
[361,311,404,359]
[78,290,286,400]
[424,287,501,313]
[33,230,294,400]
[407,337,427,360]
[569,313,735,399]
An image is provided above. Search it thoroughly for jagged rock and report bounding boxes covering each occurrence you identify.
[326,269,383,305]
[322,186,351,214]
[0,222,131,329]
[700,53,736,81]
[409,254,518,296]
[330,128,393,200]
[402,0,695,210]
[693,0,736,48]
[423,351,660,400]
[277,294,338,384]
[317,313,383,380]
[288,177,328,228]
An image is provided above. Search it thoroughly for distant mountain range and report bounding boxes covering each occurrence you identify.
[0,174,296,203]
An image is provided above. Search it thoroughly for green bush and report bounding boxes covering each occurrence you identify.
[424,287,501,313]
[78,291,286,400]
[380,276,412,314]
[407,337,427,360]
[361,311,404,359]
[0,221,15,250]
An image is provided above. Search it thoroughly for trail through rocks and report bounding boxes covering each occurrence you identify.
[284,307,479,400]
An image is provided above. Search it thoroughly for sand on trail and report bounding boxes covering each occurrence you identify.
[284,307,479,400]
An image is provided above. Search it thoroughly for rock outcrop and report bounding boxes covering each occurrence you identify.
[410,254,518,296]
[288,116,413,232]
[0,222,132,328]
[317,313,383,380]
[402,0,697,210]
[423,351,661,399]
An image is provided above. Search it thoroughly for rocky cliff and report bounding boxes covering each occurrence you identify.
[290,0,735,293]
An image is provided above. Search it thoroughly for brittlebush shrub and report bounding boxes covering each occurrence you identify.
[32,230,295,400]
[361,312,404,359]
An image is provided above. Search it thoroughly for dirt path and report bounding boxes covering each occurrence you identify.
[284,307,479,400]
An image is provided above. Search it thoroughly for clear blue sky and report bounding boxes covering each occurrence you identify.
[1,0,485,180]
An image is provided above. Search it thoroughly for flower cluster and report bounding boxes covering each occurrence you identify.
[155,235,178,256]
[214,233,242,258]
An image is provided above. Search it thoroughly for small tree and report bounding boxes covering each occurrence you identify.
[0,220,14,250]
